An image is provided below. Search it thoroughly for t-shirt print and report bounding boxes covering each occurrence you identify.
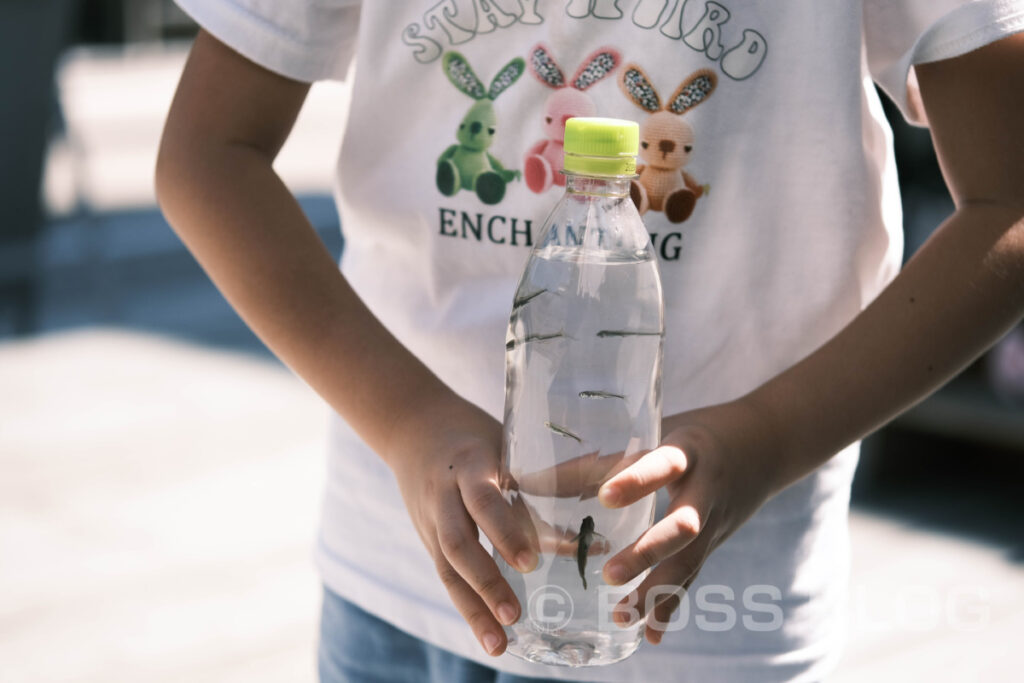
[403,0,770,261]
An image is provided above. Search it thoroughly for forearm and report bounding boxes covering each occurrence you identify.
[749,204,1024,491]
[156,142,451,463]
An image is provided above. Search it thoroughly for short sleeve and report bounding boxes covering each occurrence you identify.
[174,0,361,82]
[864,0,1024,125]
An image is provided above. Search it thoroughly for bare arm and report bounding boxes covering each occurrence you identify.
[156,30,535,656]
[595,34,1024,641]
[155,30,447,459]
[749,32,1024,486]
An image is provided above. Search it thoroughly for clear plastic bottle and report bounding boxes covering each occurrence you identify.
[495,118,664,667]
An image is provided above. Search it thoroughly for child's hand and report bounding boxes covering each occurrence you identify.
[596,399,784,645]
[384,393,539,657]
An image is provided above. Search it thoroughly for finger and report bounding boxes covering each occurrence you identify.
[516,449,607,497]
[516,448,642,498]
[645,590,683,644]
[508,493,568,556]
[436,494,523,630]
[508,490,542,557]
[432,553,509,656]
[644,572,701,644]
[459,465,539,572]
[599,444,690,508]
[613,533,711,627]
[603,501,702,586]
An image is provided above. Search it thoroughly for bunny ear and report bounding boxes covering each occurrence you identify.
[571,47,620,91]
[442,51,487,100]
[666,69,717,115]
[488,56,525,99]
[528,43,565,89]
[620,64,660,113]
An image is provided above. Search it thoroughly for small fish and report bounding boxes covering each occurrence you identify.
[596,329,664,338]
[506,332,566,350]
[545,421,582,443]
[512,288,548,310]
[578,390,626,400]
[571,516,597,590]
[525,332,565,343]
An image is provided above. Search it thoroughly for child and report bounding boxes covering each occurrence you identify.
[156,2,1024,681]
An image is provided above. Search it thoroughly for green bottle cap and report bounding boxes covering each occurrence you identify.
[563,117,639,177]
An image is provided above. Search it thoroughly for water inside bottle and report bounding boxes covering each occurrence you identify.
[497,243,663,666]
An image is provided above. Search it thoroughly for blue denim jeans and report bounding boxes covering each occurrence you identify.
[318,587,588,683]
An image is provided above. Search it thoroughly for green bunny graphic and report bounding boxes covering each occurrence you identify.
[437,52,524,205]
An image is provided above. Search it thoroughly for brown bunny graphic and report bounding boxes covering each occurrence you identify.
[620,64,716,223]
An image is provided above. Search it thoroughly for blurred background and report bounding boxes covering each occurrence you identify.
[0,2,1020,681]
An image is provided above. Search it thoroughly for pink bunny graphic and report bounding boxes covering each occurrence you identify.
[523,44,621,193]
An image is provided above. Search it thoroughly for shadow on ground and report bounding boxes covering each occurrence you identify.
[2,196,341,355]
[855,428,1024,562]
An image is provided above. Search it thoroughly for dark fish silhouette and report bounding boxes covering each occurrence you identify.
[506,332,566,350]
[578,390,626,400]
[596,329,664,338]
[512,288,548,310]
[571,516,597,590]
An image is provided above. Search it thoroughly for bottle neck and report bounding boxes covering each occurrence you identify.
[564,172,632,198]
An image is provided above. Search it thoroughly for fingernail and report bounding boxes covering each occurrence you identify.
[497,602,517,625]
[516,551,537,572]
[483,632,500,654]
[605,562,629,585]
[599,485,620,507]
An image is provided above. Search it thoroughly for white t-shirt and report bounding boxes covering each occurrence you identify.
[175,1,1024,680]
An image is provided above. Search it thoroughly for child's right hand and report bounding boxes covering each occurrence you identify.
[383,391,539,657]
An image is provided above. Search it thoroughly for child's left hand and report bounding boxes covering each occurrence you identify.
[596,398,786,645]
